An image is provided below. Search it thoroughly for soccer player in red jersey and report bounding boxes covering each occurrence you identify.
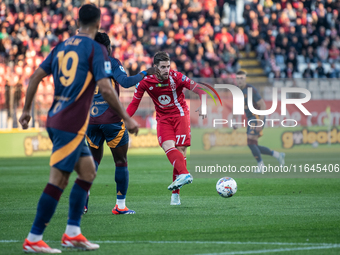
[127,51,205,205]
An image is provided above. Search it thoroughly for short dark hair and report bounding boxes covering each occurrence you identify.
[78,4,101,26]
[236,70,247,75]
[95,32,110,47]
[153,51,170,66]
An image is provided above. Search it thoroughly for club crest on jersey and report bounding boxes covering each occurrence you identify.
[149,86,153,90]
[169,76,176,91]
[158,95,171,105]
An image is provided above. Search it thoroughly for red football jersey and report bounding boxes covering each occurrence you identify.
[127,70,199,120]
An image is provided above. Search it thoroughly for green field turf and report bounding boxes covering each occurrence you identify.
[1,151,340,255]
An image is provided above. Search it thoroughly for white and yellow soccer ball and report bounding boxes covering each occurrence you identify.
[216,177,237,198]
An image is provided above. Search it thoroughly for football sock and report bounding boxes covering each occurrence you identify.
[117,198,126,209]
[247,139,262,163]
[65,225,81,237]
[115,163,128,209]
[172,157,186,194]
[272,151,280,159]
[29,183,63,236]
[257,145,273,156]
[27,233,43,243]
[172,167,179,194]
[258,160,264,172]
[68,179,92,227]
[165,148,189,175]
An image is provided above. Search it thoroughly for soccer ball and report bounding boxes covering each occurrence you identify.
[216,177,237,198]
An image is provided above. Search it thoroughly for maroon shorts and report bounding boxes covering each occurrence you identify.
[157,115,191,147]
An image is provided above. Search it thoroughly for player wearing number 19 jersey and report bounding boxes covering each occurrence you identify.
[19,5,138,253]
[127,51,205,205]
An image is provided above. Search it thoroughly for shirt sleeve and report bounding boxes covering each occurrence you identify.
[252,86,262,103]
[177,72,206,100]
[39,47,55,75]
[111,58,144,88]
[126,80,146,117]
[91,43,113,82]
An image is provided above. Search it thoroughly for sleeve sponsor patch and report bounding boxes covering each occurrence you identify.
[182,75,187,81]
[105,61,112,74]
[119,66,126,73]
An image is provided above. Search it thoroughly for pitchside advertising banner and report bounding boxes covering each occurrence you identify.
[189,85,340,179]
[0,129,159,158]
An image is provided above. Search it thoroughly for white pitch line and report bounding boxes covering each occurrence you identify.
[1,240,340,247]
[196,245,340,255]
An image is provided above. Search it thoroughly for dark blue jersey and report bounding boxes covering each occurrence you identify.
[40,35,113,134]
[89,56,144,124]
[242,84,262,119]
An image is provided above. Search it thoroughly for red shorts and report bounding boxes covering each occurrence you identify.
[157,115,191,147]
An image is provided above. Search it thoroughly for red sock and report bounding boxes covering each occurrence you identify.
[172,167,180,194]
[166,148,189,176]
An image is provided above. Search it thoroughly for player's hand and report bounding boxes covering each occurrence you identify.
[146,67,161,77]
[233,125,238,130]
[125,117,139,136]
[19,111,31,129]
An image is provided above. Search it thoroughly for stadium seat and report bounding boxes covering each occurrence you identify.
[293,72,302,79]
[297,55,305,64]
[323,63,331,74]
[298,63,307,73]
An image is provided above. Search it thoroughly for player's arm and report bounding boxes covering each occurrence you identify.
[92,44,139,134]
[126,82,146,117]
[97,78,138,135]
[256,98,266,121]
[112,59,160,88]
[19,67,49,129]
[179,73,206,100]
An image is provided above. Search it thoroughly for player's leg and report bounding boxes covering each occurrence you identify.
[103,122,135,214]
[84,124,105,213]
[23,166,69,253]
[170,146,188,205]
[160,116,192,191]
[110,144,135,214]
[61,151,99,251]
[24,127,86,253]
[257,145,285,166]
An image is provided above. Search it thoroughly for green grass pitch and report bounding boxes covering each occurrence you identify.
[1,150,340,255]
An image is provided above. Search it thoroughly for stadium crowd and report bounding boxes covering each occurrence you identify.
[1,0,340,119]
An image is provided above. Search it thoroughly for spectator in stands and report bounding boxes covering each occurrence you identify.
[317,40,329,63]
[328,63,340,78]
[315,61,326,78]
[303,63,314,78]
[284,62,294,78]
[328,43,339,63]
